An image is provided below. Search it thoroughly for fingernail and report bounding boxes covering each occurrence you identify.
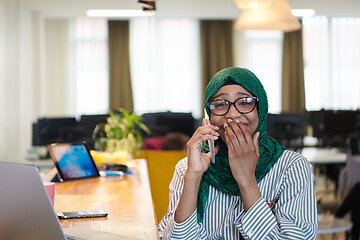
[202,118,207,125]
[235,119,240,123]
[224,123,228,128]
[227,119,233,123]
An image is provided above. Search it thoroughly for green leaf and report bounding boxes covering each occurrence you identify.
[92,108,150,153]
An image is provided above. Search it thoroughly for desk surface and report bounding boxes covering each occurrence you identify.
[301,147,347,164]
[54,159,159,240]
[318,217,353,235]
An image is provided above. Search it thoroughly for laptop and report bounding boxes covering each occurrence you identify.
[0,161,140,240]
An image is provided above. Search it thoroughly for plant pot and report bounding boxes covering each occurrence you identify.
[91,150,130,166]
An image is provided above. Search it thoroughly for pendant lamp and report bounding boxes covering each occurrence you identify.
[234,0,301,32]
[234,0,272,9]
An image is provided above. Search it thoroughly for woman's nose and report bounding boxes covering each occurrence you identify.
[226,104,241,119]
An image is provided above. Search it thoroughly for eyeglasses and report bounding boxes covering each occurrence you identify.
[207,97,259,116]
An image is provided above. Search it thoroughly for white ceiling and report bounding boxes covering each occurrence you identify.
[23,0,360,19]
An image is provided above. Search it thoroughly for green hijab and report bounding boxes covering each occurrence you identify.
[197,67,285,223]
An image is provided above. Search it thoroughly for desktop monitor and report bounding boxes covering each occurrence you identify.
[308,110,360,147]
[267,113,305,149]
[322,111,358,147]
[141,112,198,137]
[32,117,79,146]
[307,110,327,140]
[78,114,109,149]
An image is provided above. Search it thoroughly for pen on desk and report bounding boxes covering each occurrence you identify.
[99,171,124,177]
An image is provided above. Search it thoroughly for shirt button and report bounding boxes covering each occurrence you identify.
[248,231,254,238]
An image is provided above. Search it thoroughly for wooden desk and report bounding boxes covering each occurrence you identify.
[301,147,347,196]
[54,159,159,240]
[318,215,352,236]
[301,147,347,165]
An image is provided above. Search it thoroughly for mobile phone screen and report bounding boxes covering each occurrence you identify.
[208,139,215,164]
[57,210,108,219]
[204,109,215,164]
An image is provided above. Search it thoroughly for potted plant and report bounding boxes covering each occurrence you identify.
[91,108,150,165]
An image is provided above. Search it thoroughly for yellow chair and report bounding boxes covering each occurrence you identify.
[142,150,187,224]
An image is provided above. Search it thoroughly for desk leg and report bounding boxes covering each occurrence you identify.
[331,232,336,240]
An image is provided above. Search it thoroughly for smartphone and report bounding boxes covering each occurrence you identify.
[56,210,108,219]
[204,109,215,164]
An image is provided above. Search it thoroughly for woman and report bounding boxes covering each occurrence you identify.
[158,67,318,239]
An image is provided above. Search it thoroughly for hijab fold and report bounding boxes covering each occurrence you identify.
[197,67,285,223]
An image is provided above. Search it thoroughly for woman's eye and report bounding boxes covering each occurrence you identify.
[212,101,228,108]
[237,98,254,106]
[215,103,227,108]
[239,101,251,105]
[238,100,249,105]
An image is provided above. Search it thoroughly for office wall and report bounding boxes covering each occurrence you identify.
[0,0,27,162]
[44,19,73,115]
[0,0,74,161]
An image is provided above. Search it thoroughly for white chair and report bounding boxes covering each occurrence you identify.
[338,155,360,202]
[335,155,360,240]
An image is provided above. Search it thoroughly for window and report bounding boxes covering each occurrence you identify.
[130,18,201,118]
[234,30,283,113]
[70,18,109,115]
[303,16,360,110]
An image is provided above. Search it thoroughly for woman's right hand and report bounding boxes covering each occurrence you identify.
[175,118,219,223]
[186,118,219,175]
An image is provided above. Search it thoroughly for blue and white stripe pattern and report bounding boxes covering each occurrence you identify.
[158,150,318,240]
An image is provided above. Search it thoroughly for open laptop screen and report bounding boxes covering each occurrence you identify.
[48,142,100,181]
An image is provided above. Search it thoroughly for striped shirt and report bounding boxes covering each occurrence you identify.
[158,150,318,240]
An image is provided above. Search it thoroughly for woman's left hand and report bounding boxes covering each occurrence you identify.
[222,119,260,185]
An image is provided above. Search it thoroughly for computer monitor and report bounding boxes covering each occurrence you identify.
[307,110,326,140]
[308,110,360,147]
[79,114,109,149]
[267,113,305,149]
[141,112,198,137]
[32,117,79,146]
[322,111,358,147]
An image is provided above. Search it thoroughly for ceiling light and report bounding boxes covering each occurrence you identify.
[249,2,260,9]
[87,9,154,18]
[234,0,272,9]
[234,0,301,32]
[291,9,316,17]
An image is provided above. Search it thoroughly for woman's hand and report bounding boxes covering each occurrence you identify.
[175,118,219,223]
[186,118,219,175]
[222,119,260,185]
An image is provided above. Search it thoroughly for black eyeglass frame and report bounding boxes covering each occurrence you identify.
[206,97,259,116]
